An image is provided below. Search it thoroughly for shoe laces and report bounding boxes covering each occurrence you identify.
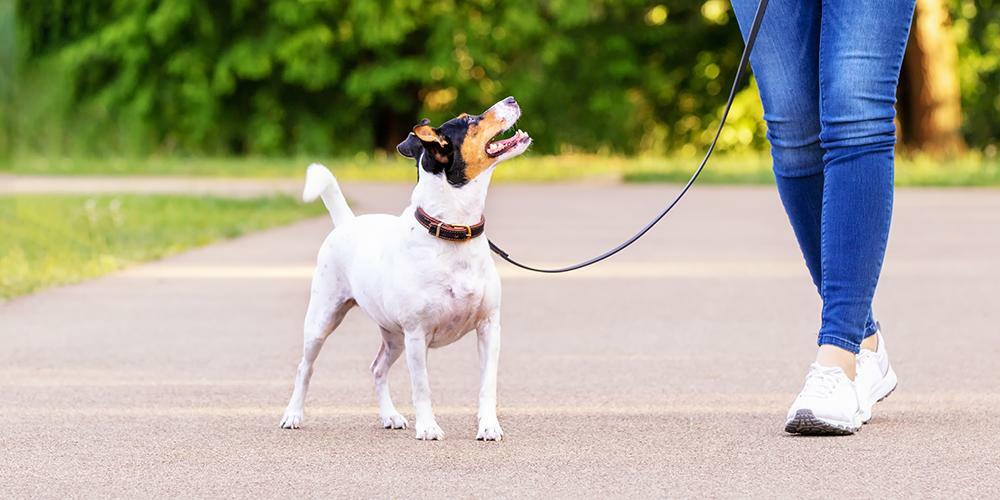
[800,364,845,399]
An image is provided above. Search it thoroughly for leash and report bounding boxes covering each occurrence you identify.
[488,0,770,273]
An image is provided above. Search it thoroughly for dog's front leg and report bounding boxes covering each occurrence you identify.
[475,313,504,441]
[371,327,408,429]
[403,329,444,440]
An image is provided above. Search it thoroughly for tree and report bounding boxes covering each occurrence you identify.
[898,0,965,155]
[11,0,750,157]
[0,0,15,158]
[949,0,1000,153]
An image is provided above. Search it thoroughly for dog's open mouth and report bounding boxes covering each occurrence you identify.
[486,128,530,158]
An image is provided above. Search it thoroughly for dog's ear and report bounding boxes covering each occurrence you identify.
[396,133,423,159]
[412,118,448,148]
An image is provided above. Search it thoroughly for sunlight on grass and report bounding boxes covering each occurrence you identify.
[2,153,998,186]
[624,154,1000,186]
[892,154,1000,187]
[1,154,625,181]
[0,195,324,299]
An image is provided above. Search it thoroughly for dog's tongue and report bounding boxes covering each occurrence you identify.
[488,130,526,154]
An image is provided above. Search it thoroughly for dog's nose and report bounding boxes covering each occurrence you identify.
[503,96,518,106]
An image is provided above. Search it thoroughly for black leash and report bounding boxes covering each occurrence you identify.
[488,0,770,273]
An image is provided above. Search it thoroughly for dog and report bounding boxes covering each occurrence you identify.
[279,97,531,440]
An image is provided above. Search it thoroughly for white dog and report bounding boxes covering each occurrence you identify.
[280,97,531,440]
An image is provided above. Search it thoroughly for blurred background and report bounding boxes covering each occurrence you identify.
[5,3,1000,492]
[1,0,997,163]
[1,0,998,298]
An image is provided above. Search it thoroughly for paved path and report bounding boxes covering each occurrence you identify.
[2,182,999,497]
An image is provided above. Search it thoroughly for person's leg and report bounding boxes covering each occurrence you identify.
[817,0,915,354]
[860,312,879,350]
[731,1,825,284]
[733,0,896,435]
[733,1,881,352]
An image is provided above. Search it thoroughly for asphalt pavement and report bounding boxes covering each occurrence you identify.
[2,182,998,497]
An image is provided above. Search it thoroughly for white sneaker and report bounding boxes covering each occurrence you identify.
[855,328,898,424]
[785,363,864,435]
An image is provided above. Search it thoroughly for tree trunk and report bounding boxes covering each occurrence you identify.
[374,106,411,154]
[898,0,965,156]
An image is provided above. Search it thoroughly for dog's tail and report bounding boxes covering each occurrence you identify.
[303,163,354,226]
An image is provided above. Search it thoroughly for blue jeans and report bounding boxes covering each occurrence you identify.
[731,0,916,353]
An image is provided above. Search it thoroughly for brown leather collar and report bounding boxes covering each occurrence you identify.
[415,207,485,242]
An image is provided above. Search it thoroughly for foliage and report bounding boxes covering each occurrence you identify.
[10,0,759,157]
[6,1,999,158]
[0,0,15,159]
[0,194,323,298]
[952,0,1000,152]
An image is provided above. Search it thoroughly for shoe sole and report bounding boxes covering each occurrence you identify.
[861,382,897,423]
[876,383,896,403]
[784,409,859,436]
[872,365,898,402]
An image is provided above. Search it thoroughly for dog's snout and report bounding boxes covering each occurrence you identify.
[485,96,522,127]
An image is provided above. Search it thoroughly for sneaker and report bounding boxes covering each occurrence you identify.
[855,327,898,423]
[785,363,864,435]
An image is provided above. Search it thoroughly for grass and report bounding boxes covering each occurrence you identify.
[0,194,324,299]
[624,154,1000,187]
[0,154,623,182]
[890,155,1000,187]
[1,152,998,186]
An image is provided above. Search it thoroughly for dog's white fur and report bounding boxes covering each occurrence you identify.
[280,99,529,440]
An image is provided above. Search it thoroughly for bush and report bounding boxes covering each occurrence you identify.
[8,0,999,158]
[953,0,1000,152]
[12,0,758,157]
[0,0,15,159]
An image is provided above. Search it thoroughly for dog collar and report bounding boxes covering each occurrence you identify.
[415,207,485,242]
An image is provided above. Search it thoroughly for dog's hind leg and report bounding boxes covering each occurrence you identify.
[370,328,408,429]
[279,293,354,429]
[403,329,444,440]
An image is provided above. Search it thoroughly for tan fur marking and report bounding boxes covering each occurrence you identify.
[460,110,505,181]
[413,123,447,147]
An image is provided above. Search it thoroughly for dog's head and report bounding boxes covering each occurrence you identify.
[397,96,531,187]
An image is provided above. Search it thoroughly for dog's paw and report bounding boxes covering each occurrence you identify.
[380,412,409,430]
[414,420,444,440]
[476,416,504,441]
[280,410,304,429]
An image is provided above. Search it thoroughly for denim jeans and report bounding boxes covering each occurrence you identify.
[730,0,916,353]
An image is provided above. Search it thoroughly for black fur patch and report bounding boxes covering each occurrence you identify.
[396,133,423,159]
[396,116,477,187]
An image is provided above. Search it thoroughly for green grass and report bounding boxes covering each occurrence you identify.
[891,155,1000,187]
[624,154,1000,187]
[0,154,623,182]
[0,194,324,299]
[2,153,998,186]
[621,155,775,184]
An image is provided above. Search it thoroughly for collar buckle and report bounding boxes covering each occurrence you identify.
[416,207,484,242]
